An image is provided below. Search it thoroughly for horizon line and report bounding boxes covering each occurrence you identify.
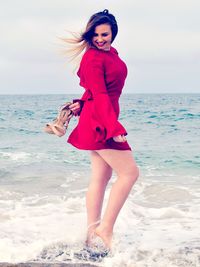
[0,92,200,96]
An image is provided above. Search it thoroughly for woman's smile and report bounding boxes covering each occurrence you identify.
[95,41,107,47]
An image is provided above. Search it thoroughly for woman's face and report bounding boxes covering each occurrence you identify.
[92,23,112,51]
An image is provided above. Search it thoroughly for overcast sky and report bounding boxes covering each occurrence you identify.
[1,0,200,94]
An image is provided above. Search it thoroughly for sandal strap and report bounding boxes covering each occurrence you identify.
[44,124,54,134]
[50,124,66,137]
[59,102,72,112]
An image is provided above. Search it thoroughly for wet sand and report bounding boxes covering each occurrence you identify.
[0,263,99,267]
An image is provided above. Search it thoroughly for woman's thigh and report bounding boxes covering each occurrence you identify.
[90,151,112,183]
[95,149,139,178]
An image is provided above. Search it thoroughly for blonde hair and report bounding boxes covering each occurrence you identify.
[59,32,89,62]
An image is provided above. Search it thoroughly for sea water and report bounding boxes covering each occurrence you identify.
[0,94,200,267]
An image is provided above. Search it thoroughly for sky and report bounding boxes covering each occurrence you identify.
[1,0,200,94]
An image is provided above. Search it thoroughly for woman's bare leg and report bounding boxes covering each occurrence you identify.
[86,151,112,241]
[94,149,139,248]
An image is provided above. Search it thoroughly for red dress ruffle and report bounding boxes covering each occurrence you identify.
[67,46,131,151]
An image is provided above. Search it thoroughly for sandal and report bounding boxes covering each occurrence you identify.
[44,102,73,137]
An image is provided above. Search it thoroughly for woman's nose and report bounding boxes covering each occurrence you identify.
[97,36,103,42]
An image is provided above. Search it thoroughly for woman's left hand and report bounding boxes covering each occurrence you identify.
[113,135,127,143]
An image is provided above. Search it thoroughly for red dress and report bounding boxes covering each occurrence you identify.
[67,46,131,151]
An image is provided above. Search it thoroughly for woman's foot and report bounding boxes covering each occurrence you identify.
[85,231,110,259]
[94,225,113,249]
[86,220,100,247]
[83,224,112,260]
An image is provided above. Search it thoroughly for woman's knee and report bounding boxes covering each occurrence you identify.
[120,165,139,184]
[130,165,139,184]
[95,149,139,183]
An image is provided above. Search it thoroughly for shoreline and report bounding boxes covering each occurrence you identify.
[0,263,99,267]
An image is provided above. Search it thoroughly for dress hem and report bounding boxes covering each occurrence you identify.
[67,140,132,151]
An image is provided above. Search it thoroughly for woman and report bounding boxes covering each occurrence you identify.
[66,9,139,253]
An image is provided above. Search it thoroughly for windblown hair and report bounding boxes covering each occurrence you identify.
[61,9,118,61]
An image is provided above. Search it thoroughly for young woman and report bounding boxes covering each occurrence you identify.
[66,9,139,253]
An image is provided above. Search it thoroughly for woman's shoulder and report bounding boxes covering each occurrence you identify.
[78,48,102,76]
[80,48,105,69]
[83,47,105,60]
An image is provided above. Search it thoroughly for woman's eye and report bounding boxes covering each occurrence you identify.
[93,33,109,37]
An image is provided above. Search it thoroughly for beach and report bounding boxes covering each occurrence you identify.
[0,94,199,267]
[0,264,99,267]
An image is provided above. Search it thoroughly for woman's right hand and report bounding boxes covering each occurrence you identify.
[113,135,127,143]
[69,102,81,116]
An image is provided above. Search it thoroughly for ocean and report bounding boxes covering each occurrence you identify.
[0,94,200,267]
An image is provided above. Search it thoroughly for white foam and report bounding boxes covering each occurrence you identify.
[0,179,199,266]
[0,151,48,163]
[0,151,31,161]
[0,194,86,263]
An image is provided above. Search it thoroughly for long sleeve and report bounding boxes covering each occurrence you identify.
[72,88,93,116]
[82,51,127,142]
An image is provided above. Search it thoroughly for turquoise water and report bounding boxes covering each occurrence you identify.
[0,94,200,266]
